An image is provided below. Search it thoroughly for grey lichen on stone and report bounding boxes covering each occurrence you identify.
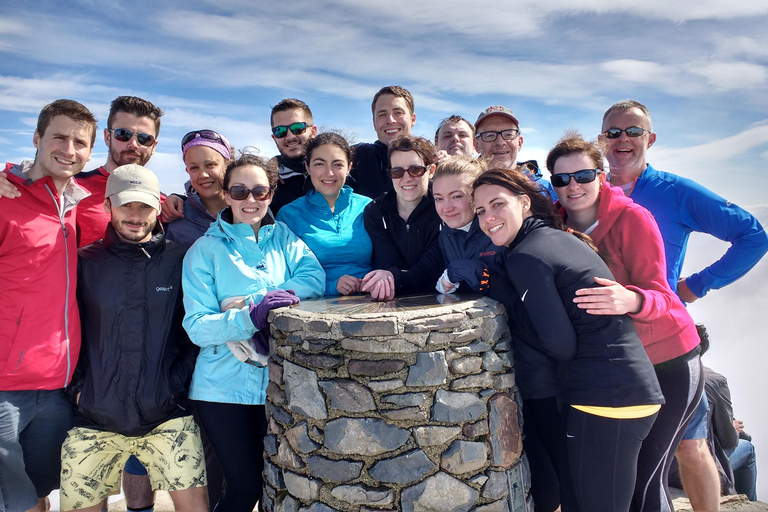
[330,484,395,506]
[405,312,466,333]
[412,425,462,447]
[450,372,494,391]
[431,389,486,423]
[319,379,376,413]
[340,318,398,337]
[285,422,321,454]
[369,449,436,484]
[283,471,321,501]
[400,471,479,512]
[368,379,404,392]
[406,351,448,387]
[307,455,363,482]
[380,392,429,407]
[324,417,409,456]
[440,440,488,475]
[450,356,483,375]
[341,337,419,354]
[283,360,328,420]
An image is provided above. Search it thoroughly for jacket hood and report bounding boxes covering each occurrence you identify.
[588,183,633,247]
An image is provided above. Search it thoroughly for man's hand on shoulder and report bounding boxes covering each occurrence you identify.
[0,171,21,198]
[160,194,186,223]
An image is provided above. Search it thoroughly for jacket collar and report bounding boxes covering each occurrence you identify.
[104,223,166,259]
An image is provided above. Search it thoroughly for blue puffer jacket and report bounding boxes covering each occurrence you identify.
[277,186,372,296]
[165,180,217,247]
[182,208,325,405]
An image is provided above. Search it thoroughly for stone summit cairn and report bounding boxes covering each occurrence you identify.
[262,294,532,512]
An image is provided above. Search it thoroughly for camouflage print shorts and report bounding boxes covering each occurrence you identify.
[60,415,207,510]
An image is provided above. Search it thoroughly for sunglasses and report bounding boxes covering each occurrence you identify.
[272,122,312,139]
[181,129,229,149]
[387,165,428,179]
[228,185,273,201]
[475,129,520,143]
[602,127,648,139]
[550,169,603,188]
[109,128,155,147]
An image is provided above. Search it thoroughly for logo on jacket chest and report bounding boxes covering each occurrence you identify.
[156,285,174,292]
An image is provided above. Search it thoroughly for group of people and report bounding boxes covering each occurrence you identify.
[1,85,766,512]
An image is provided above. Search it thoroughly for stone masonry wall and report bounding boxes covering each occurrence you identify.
[263,296,532,512]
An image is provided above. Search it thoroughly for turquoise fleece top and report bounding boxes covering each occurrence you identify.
[182,209,325,405]
[277,186,373,296]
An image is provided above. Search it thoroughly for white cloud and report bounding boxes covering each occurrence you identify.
[688,62,768,90]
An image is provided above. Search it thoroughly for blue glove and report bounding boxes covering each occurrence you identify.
[248,289,299,330]
[447,259,490,293]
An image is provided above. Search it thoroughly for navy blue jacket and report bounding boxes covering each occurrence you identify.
[351,141,393,200]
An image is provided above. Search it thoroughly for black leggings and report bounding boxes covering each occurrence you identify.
[560,406,658,512]
[632,354,703,512]
[193,401,267,512]
[522,397,562,512]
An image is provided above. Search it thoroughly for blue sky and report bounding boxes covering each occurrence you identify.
[3,0,768,500]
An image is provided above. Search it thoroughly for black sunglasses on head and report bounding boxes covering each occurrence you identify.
[181,130,228,149]
[387,165,428,179]
[109,128,155,147]
[228,185,273,201]
[550,169,603,188]
[272,122,312,138]
[602,127,648,139]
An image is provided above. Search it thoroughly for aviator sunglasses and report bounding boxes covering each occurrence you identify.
[181,129,229,149]
[602,127,648,139]
[272,122,312,139]
[387,165,428,179]
[108,128,155,147]
[550,169,603,188]
[228,185,273,201]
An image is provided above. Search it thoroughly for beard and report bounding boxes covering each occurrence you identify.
[110,145,151,167]
[113,220,154,243]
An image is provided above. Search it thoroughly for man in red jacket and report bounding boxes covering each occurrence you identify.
[0,99,97,512]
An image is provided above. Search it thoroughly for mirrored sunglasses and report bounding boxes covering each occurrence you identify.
[109,128,155,147]
[602,127,648,139]
[272,122,311,139]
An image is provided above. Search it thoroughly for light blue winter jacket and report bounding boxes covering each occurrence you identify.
[182,208,325,404]
[277,186,373,296]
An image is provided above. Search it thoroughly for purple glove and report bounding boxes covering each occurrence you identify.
[250,329,270,356]
[248,290,299,330]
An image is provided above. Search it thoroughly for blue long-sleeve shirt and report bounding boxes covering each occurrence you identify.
[627,163,768,298]
[277,186,373,296]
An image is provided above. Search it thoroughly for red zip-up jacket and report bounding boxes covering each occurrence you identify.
[0,162,87,390]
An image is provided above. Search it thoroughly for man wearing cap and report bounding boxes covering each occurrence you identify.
[60,165,206,512]
[1,99,96,512]
[473,105,557,201]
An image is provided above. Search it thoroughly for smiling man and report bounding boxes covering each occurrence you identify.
[1,99,97,512]
[434,115,475,164]
[473,105,557,201]
[351,85,417,199]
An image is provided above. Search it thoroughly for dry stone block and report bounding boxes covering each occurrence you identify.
[319,379,375,413]
[381,407,427,421]
[283,471,321,501]
[269,360,283,384]
[275,494,299,512]
[482,351,504,372]
[341,318,398,336]
[380,392,429,407]
[474,499,510,512]
[462,419,489,438]
[488,393,522,467]
[341,337,419,353]
[481,316,506,343]
[264,434,278,457]
[349,359,405,377]
[405,313,465,333]
[272,313,305,332]
[400,472,479,512]
[264,459,284,489]
[309,319,333,332]
[450,356,483,375]
[406,351,447,386]
[492,372,516,390]
[267,402,295,427]
[453,340,492,354]
[450,372,494,391]
[324,417,409,456]
[307,455,363,482]
[368,379,404,392]
[267,382,287,406]
[331,485,395,506]
[413,425,462,447]
[276,439,304,469]
[293,351,344,370]
[369,449,436,484]
[482,470,509,500]
[431,390,486,423]
[285,422,320,454]
[303,338,336,351]
[427,327,483,346]
[440,440,488,475]
[283,361,328,420]
[300,503,338,512]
